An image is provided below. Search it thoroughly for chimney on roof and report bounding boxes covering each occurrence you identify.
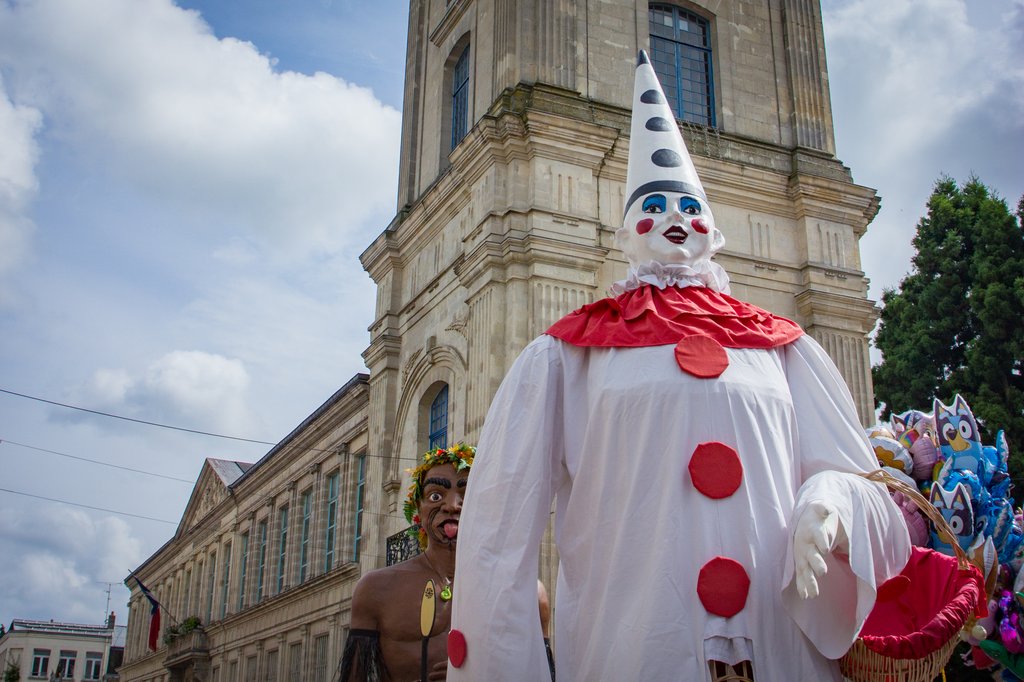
[107,612,116,629]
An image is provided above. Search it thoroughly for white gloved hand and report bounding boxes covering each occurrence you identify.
[792,500,845,600]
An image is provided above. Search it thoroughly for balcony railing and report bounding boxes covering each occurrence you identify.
[163,628,210,669]
[386,526,421,566]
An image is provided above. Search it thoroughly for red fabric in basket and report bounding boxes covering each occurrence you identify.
[857,547,986,660]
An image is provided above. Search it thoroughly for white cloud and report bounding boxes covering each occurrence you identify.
[0,507,141,625]
[825,0,996,165]
[74,350,254,435]
[91,368,133,404]
[0,0,398,447]
[0,0,398,630]
[0,0,401,264]
[0,76,42,281]
[141,350,251,425]
[823,0,1024,301]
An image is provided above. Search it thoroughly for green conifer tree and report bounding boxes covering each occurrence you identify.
[873,177,1024,487]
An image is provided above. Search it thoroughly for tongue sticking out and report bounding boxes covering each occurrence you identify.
[444,523,459,539]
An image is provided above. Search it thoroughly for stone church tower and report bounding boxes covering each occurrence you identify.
[361,0,879,569]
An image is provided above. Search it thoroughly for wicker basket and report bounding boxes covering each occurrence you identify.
[837,470,985,682]
[708,659,754,682]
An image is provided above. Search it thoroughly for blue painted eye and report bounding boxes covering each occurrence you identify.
[642,195,666,213]
[679,197,701,215]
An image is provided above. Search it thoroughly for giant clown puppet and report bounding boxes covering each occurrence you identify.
[447,52,911,681]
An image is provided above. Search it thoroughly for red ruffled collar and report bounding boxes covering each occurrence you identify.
[545,284,804,349]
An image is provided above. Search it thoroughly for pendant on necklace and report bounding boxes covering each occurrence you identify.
[440,584,453,601]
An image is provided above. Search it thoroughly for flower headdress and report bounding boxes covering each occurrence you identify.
[403,443,475,548]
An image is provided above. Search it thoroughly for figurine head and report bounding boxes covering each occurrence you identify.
[404,443,474,549]
[617,52,724,271]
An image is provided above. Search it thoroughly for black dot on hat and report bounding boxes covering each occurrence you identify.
[652,149,682,167]
[640,89,664,104]
[645,117,673,132]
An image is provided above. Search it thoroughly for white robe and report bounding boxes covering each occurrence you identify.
[449,325,910,681]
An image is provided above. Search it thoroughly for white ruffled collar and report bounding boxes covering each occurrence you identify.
[610,261,731,296]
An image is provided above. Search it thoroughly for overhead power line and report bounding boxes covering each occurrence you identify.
[0,439,194,483]
[0,387,276,445]
[0,386,411,464]
[0,487,177,525]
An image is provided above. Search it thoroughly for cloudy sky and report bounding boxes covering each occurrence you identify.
[0,0,1020,628]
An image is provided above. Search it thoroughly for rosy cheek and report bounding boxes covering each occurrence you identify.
[636,218,654,235]
[691,218,709,234]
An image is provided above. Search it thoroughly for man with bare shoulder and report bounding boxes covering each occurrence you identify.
[338,444,474,682]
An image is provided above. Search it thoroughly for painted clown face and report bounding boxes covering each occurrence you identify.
[617,190,724,268]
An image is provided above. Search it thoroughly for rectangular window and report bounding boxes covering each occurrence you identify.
[313,634,329,682]
[183,568,192,615]
[57,650,75,679]
[229,660,239,682]
[205,551,217,622]
[245,655,258,682]
[256,520,268,602]
[195,560,204,617]
[299,490,312,582]
[237,532,250,610]
[84,652,103,680]
[264,649,278,682]
[31,649,50,677]
[352,455,366,561]
[288,642,302,680]
[450,44,470,149]
[221,541,232,619]
[324,472,339,571]
[276,505,289,593]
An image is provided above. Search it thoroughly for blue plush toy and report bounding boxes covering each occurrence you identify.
[935,394,985,474]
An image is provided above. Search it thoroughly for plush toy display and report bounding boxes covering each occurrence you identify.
[865,395,1024,677]
[893,409,939,484]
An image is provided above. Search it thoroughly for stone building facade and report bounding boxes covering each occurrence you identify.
[121,1,881,679]
[0,616,125,681]
[118,377,370,682]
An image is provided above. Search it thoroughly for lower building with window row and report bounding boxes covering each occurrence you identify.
[119,375,371,682]
[0,614,125,681]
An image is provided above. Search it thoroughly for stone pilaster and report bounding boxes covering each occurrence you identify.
[781,0,835,153]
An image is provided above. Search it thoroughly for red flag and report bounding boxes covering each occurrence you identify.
[135,577,162,651]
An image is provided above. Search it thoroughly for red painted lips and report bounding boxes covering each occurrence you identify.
[663,225,688,243]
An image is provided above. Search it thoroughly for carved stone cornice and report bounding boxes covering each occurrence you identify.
[787,171,880,234]
[362,334,402,371]
[795,288,879,335]
[455,226,608,297]
[359,233,403,284]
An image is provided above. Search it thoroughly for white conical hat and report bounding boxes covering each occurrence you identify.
[624,50,706,218]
